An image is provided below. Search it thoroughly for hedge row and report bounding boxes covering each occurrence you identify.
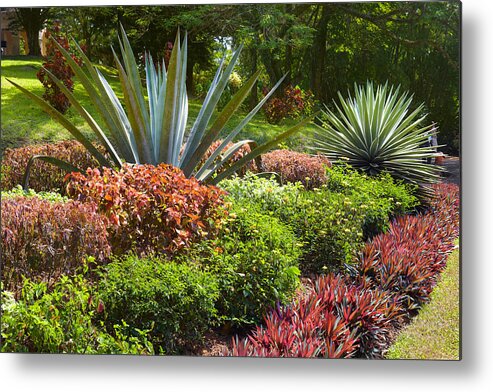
[226,183,459,358]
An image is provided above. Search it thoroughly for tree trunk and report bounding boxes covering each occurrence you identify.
[248,46,258,110]
[309,6,330,98]
[14,8,49,56]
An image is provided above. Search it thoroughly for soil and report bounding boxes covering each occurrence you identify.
[441,156,460,186]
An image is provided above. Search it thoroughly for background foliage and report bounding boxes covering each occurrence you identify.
[8,2,459,153]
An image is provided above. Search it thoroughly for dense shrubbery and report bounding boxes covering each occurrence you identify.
[325,165,419,238]
[221,176,366,273]
[264,85,316,124]
[97,254,219,354]
[36,21,82,113]
[259,149,331,189]
[1,140,103,193]
[182,202,302,326]
[1,196,110,293]
[66,163,226,256]
[227,274,401,358]
[226,183,459,358]
[0,274,154,354]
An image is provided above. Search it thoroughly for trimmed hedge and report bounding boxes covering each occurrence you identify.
[1,140,104,194]
[259,149,331,189]
[1,196,111,293]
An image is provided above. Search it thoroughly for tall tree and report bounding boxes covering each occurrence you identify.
[10,8,51,56]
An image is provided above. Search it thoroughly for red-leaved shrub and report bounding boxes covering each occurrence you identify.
[226,274,401,358]
[1,197,110,293]
[264,85,315,124]
[37,21,82,113]
[259,149,331,189]
[1,140,104,194]
[358,183,459,315]
[66,163,226,256]
[200,139,258,175]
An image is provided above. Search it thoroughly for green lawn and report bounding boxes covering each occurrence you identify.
[386,242,460,360]
[1,57,317,152]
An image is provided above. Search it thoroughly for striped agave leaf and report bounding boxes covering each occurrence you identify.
[9,26,305,185]
[313,82,442,195]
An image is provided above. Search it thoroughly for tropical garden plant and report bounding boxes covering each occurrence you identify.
[7,26,311,186]
[312,82,442,196]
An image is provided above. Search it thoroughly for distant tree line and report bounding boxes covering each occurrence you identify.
[9,2,460,153]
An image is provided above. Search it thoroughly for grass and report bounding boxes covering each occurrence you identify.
[1,57,317,152]
[386,242,460,360]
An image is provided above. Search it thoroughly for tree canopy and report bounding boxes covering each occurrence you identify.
[19,2,460,153]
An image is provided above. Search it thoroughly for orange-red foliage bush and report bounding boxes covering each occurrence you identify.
[66,163,226,256]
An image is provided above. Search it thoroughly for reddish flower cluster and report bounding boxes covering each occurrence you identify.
[1,140,104,194]
[1,197,110,294]
[37,21,82,113]
[264,85,315,124]
[226,183,460,358]
[66,164,227,256]
[260,149,331,189]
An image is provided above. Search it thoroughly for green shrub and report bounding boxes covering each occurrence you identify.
[97,254,219,354]
[0,275,154,354]
[220,176,365,274]
[186,202,301,326]
[1,184,69,203]
[325,165,419,238]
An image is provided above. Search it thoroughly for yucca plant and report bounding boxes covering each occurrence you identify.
[7,26,310,187]
[312,82,442,197]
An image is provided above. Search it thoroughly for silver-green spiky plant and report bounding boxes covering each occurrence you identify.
[313,82,442,194]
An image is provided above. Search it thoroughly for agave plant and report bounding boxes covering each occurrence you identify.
[312,82,442,194]
[8,26,310,187]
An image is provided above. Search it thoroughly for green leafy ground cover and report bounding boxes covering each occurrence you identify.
[1,57,317,152]
[386,242,460,360]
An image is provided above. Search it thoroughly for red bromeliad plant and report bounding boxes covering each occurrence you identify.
[37,21,82,113]
[66,163,226,256]
[226,183,459,358]
[226,273,401,358]
[357,183,459,316]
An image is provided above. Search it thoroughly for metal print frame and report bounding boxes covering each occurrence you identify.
[0,1,461,359]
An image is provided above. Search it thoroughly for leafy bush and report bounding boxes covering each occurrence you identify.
[185,202,301,326]
[1,184,69,203]
[313,82,442,196]
[259,149,331,189]
[264,85,316,124]
[1,197,110,293]
[0,274,154,354]
[66,163,226,256]
[227,184,460,359]
[226,273,401,358]
[36,21,82,113]
[221,176,365,274]
[325,165,419,238]
[97,254,219,354]
[1,140,103,194]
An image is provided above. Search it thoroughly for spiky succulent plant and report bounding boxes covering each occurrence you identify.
[313,82,442,196]
[8,26,309,187]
